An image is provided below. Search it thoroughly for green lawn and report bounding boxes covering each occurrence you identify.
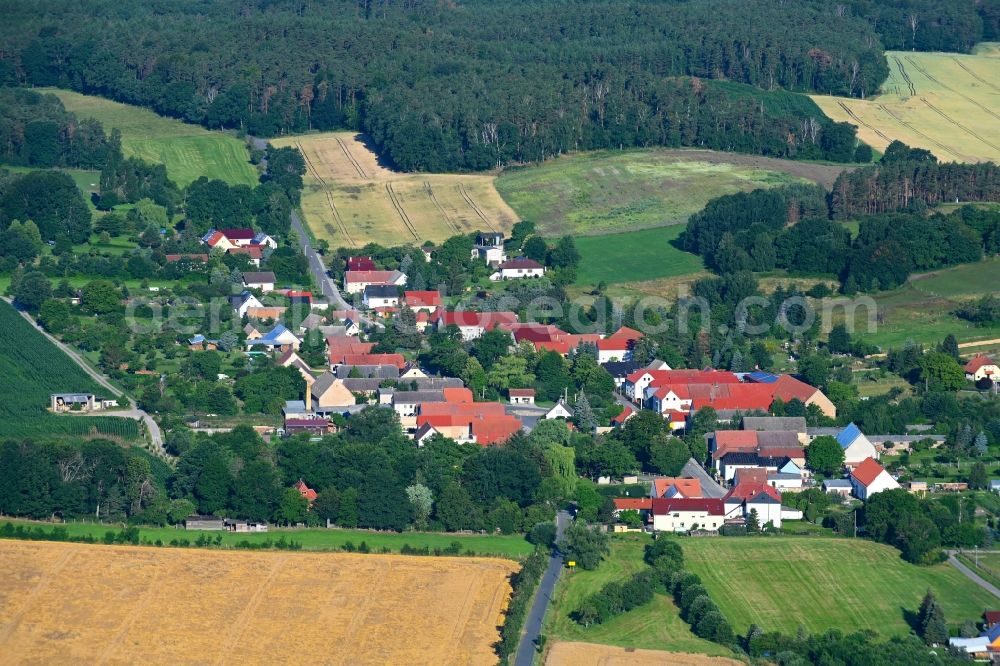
[2,518,534,559]
[496,148,831,237]
[682,537,997,636]
[46,88,258,188]
[543,534,736,657]
[575,225,705,286]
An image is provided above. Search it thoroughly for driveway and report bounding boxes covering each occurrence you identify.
[947,551,1000,598]
[514,509,570,666]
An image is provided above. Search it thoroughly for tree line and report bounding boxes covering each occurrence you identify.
[680,142,1000,292]
[0,0,909,169]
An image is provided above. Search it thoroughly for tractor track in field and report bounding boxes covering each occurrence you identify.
[892,56,917,96]
[424,181,462,234]
[385,182,420,241]
[876,103,967,162]
[837,101,890,142]
[336,137,368,179]
[951,56,1000,93]
[905,55,1000,122]
[457,183,497,232]
[297,142,357,248]
[919,97,1000,153]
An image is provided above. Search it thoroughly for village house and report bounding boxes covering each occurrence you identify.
[403,290,442,313]
[310,372,358,411]
[651,498,726,532]
[850,457,900,500]
[822,479,853,496]
[50,393,118,413]
[292,479,318,505]
[363,284,400,309]
[283,418,331,437]
[470,231,507,266]
[230,290,264,318]
[741,416,808,443]
[611,405,635,428]
[436,310,519,341]
[508,388,535,405]
[491,257,545,281]
[245,324,300,352]
[343,270,407,294]
[242,271,277,292]
[807,422,879,467]
[596,327,644,363]
[244,323,263,340]
[276,349,315,383]
[965,354,999,382]
[723,480,794,528]
[544,400,573,420]
[612,497,653,522]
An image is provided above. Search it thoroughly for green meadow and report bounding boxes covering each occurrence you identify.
[574,225,705,287]
[1,518,534,559]
[543,535,735,657]
[683,537,996,636]
[47,88,258,187]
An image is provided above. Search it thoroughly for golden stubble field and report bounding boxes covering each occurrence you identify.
[0,540,518,665]
[812,46,1000,163]
[270,132,519,248]
[546,641,745,666]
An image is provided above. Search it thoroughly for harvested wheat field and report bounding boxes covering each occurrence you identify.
[812,47,1000,163]
[546,641,745,666]
[0,540,517,665]
[270,132,518,248]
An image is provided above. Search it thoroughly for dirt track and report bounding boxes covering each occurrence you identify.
[546,641,745,666]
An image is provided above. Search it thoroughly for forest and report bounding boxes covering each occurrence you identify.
[5,0,976,169]
[679,140,1000,292]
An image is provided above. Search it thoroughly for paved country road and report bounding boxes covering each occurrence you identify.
[947,550,1000,598]
[515,509,570,666]
[6,299,166,456]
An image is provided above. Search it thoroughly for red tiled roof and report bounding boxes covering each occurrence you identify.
[984,611,1000,627]
[443,387,474,403]
[770,374,819,403]
[725,481,781,503]
[471,415,523,445]
[203,230,226,247]
[965,354,997,373]
[438,311,518,329]
[651,478,702,498]
[404,291,442,308]
[419,402,507,418]
[509,388,536,397]
[850,457,886,487]
[228,245,263,259]
[626,368,741,385]
[345,270,399,284]
[292,479,319,501]
[651,497,725,516]
[340,353,406,369]
[734,468,769,485]
[715,430,760,447]
[614,498,653,511]
[611,406,634,425]
[219,228,256,240]
[607,326,643,341]
[348,256,376,271]
[288,290,312,299]
[500,258,544,270]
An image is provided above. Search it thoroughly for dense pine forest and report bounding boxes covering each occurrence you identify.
[2,0,991,171]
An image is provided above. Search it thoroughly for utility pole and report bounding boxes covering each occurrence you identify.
[853,509,857,538]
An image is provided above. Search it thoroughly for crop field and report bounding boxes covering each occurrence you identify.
[851,258,1000,348]
[0,300,140,441]
[47,88,258,187]
[682,537,997,636]
[574,226,705,287]
[496,148,844,237]
[543,536,735,658]
[812,46,1000,163]
[270,132,518,248]
[0,540,517,664]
